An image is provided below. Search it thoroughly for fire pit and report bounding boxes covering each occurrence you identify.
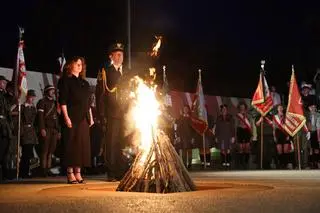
[116,76,195,193]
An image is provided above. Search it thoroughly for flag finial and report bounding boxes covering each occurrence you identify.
[163,65,166,81]
[198,69,202,81]
[292,64,295,73]
[261,60,265,71]
[18,26,24,41]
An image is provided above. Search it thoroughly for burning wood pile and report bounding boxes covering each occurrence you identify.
[116,74,195,193]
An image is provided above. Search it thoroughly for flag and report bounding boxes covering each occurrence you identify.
[284,68,306,136]
[190,70,208,135]
[251,71,273,116]
[13,40,28,103]
[57,52,66,75]
[162,66,172,106]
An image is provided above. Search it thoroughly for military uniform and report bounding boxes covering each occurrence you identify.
[96,43,127,180]
[306,107,320,168]
[20,90,38,178]
[0,76,12,181]
[4,82,19,178]
[37,85,60,175]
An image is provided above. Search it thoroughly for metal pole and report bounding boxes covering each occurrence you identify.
[260,118,264,169]
[202,134,207,169]
[16,103,21,180]
[127,0,132,70]
[296,134,301,170]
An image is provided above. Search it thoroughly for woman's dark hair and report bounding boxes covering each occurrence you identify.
[64,56,86,79]
[220,104,228,111]
[237,101,248,110]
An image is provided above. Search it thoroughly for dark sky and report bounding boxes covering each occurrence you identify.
[1,0,320,97]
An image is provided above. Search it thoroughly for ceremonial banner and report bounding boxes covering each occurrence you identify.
[14,40,28,102]
[251,72,273,116]
[284,70,306,136]
[190,70,208,135]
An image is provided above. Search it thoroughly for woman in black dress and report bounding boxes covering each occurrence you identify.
[58,56,94,184]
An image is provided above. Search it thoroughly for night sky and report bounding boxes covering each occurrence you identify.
[1,0,320,97]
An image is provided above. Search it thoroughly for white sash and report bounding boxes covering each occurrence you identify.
[237,113,252,132]
[273,115,287,134]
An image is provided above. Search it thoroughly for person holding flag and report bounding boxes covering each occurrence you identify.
[251,60,274,169]
[284,66,309,170]
[190,69,210,168]
[272,104,292,169]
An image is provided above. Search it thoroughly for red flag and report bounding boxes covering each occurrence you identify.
[284,69,306,136]
[190,70,208,135]
[251,72,273,116]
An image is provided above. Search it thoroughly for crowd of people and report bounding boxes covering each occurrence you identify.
[1,43,320,184]
[173,83,320,171]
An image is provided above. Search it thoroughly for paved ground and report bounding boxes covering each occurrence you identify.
[0,170,319,213]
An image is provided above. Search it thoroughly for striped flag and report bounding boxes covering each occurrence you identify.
[14,39,28,103]
[190,70,208,135]
[251,71,273,116]
[284,67,306,136]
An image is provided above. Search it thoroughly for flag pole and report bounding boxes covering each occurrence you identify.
[291,65,302,170]
[260,60,265,170]
[16,26,24,180]
[296,134,301,170]
[260,118,264,169]
[199,69,207,169]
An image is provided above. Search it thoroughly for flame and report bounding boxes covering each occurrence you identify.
[131,77,160,153]
[150,36,162,57]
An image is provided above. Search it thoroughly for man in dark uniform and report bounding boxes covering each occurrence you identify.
[20,89,38,178]
[4,81,18,180]
[96,43,126,181]
[0,75,12,182]
[37,85,60,177]
[300,83,316,169]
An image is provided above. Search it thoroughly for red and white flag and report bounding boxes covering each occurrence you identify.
[251,71,273,116]
[284,68,306,136]
[15,40,28,103]
[190,70,208,135]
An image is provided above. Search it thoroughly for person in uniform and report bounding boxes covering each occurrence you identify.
[272,104,291,169]
[300,83,316,169]
[4,81,18,179]
[235,102,252,169]
[20,89,38,178]
[255,113,276,169]
[96,43,127,181]
[215,104,235,168]
[58,56,94,184]
[306,102,320,169]
[176,105,195,169]
[37,85,60,176]
[0,75,12,182]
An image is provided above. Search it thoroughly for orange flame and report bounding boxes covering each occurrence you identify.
[150,36,162,57]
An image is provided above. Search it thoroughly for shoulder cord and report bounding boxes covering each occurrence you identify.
[101,67,117,93]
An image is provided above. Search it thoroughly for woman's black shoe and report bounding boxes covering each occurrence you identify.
[67,171,78,184]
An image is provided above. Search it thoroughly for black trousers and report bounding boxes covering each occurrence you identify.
[106,117,125,179]
[20,144,34,177]
[0,136,9,180]
[0,137,9,164]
